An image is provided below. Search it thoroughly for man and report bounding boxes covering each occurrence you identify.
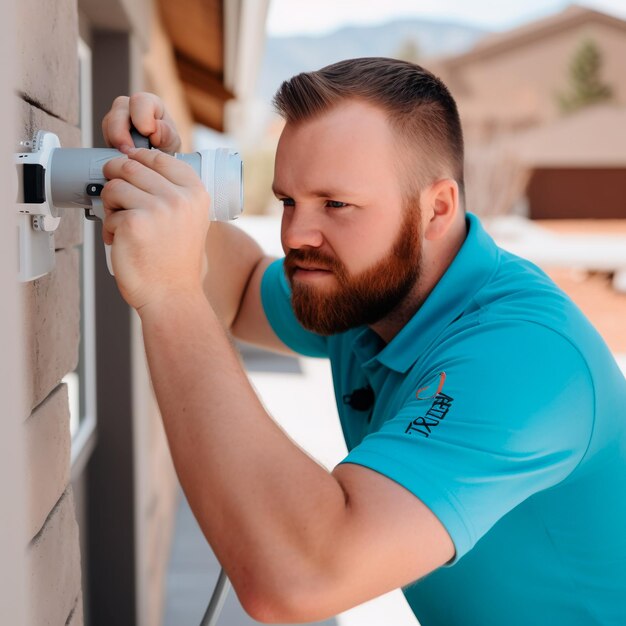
[101,58,626,625]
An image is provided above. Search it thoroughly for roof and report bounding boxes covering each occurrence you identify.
[512,104,626,167]
[433,4,626,68]
[158,0,233,131]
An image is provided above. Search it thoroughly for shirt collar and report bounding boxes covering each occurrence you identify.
[354,213,500,374]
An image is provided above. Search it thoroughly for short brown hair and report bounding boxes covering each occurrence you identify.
[273,57,465,206]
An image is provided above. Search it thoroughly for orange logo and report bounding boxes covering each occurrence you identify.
[415,371,446,401]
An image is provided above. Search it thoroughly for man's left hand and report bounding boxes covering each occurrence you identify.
[101,147,211,312]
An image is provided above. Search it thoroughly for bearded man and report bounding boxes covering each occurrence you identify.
[100,58,626,625]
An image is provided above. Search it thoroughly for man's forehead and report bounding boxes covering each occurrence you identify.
[272,99,409,200]
[279,99,392,141]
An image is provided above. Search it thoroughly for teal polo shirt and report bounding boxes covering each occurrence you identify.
[260,213,626,625]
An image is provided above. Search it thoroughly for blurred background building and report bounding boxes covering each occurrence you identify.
[2,2,625,626]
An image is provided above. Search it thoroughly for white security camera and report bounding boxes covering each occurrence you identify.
[15,130,243,281]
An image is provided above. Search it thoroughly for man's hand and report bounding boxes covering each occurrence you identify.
[102,93,182,153]
[101,148,211,312]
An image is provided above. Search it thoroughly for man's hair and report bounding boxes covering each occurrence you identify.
[272,57,465,206]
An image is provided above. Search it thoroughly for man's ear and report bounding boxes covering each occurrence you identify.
[421,178,460,242]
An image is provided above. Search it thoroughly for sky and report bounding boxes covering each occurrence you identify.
[266,0,626,37]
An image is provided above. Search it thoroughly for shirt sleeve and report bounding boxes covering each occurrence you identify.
[260,258,329,358]
[341,320,595,565]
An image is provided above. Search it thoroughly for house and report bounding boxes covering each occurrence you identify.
[428,4,626,220]
[2,0,268,624]
[513,104,626,219]
[430,4,626,140]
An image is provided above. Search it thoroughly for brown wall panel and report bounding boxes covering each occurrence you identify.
[528,168,626,219]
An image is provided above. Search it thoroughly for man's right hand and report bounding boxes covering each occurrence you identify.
[100,92,292,355]
[101,93,182,153]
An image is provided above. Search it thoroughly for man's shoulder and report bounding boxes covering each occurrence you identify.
[471,246,597,346]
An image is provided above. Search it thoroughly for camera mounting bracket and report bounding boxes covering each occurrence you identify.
[15,131,63,281]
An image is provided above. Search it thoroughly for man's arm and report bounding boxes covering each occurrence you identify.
[138,290,455,623]
[202,223,295,355]
[100,132,454,623]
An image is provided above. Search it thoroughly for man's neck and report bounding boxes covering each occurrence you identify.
[370,218,468,344]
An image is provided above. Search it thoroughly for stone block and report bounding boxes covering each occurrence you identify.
[27,489,82,626]
[66,592,84,626]
[18,99,84,250]
[21,248,80,411]
[16,0,79,125]
[24,383,71,540]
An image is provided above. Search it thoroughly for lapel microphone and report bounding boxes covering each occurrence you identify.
[343,385,375,411]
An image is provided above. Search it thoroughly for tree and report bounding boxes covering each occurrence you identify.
[557,39,613,113]
[394,37,421,64]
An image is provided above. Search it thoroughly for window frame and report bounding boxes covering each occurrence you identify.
[69,36,98,479]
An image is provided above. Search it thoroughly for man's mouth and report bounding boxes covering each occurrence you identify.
[295,263,331,272]
[292,263,334,281]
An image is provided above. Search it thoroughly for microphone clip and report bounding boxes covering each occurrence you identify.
[343,384,375,412]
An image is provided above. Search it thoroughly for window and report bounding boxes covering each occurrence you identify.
[67,37,97,476]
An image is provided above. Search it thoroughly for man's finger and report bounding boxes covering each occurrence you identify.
[117,148,202,188]
[100,201,125,246]
[128,93,163,142]
[102,95,133,150]
[128,93,181,153]
[101,177,156,214]
[103,155,182,200]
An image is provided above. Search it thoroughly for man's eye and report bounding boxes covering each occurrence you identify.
[327,200,347,209]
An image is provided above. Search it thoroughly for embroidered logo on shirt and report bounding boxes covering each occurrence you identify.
[404,392,454,438]
[415,371,447,400]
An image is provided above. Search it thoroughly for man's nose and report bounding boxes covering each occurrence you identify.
[281,208,324,250]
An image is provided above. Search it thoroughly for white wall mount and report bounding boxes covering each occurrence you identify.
[15,131,63,282]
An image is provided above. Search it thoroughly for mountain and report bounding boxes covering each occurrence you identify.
[256,19,489,105]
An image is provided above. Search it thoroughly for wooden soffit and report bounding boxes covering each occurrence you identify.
[158,0,234,131]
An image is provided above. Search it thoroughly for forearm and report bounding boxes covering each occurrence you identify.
[138,291,348,617]
[203,222,265,329]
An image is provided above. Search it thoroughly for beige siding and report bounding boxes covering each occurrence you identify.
[24,385,72,541]
[0,0,28,622]
[21,248,80,412]
[26,490,82,626]
[17,0,84,621]
[16,0,80,126]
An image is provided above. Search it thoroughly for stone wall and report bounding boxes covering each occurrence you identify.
[1,0,27,622]
[17,0,84,623]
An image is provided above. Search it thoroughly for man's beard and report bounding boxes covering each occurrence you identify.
[283,202,422,335]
